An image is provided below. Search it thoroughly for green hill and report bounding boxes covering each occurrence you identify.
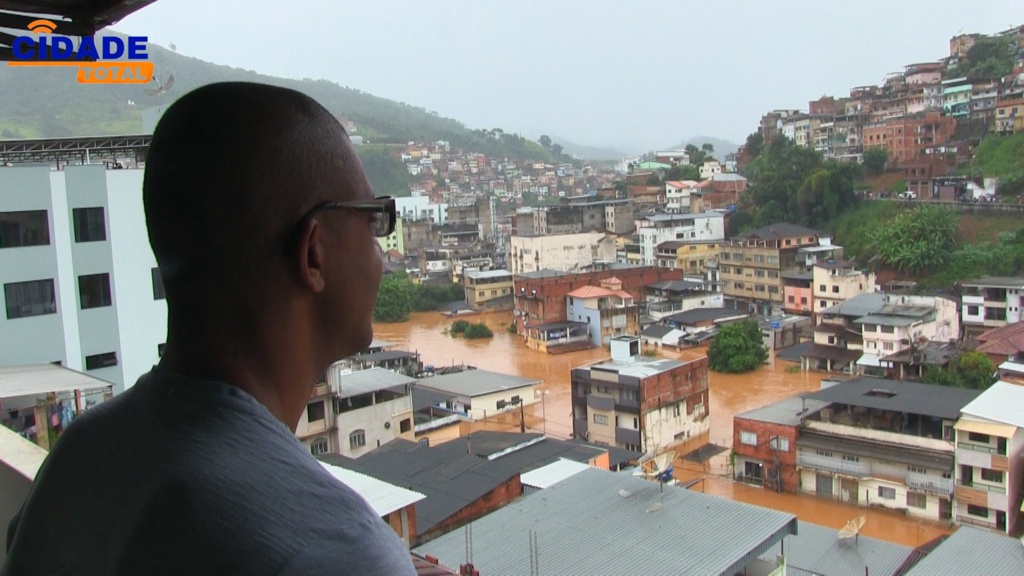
[0,35,552,162]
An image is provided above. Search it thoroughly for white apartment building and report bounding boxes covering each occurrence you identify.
[960,276,1024,337]
[664,180,699,212]
[295,367,416,458]
[636,211,725,266]
[1,161,166,393]
[698,160,722,180]
[856,294,961,376]
[508,232,617,275]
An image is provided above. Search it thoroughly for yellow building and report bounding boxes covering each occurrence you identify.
[811,259,876,315]
[655,240,720,274]
[464,269,514,309]
[376,217,404,254]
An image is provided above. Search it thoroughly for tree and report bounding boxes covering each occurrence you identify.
[373,272,414,322]
[463,323,494,339]
[923,351,997,391]
[551,143,564,158]
[744,132,764,158]
[701,143,715,153]
[863,146,888,176]
[870,205,958,274]
[539,135,552,149]
[707,320,768,373]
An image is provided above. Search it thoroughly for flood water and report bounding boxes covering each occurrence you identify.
[373,310,954,548]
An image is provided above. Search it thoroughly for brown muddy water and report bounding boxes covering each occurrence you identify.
[373,310,954,547]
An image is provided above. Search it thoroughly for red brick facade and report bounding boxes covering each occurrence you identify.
[512,266,685,333]
[639,356,710,415]
[732,416,801,493]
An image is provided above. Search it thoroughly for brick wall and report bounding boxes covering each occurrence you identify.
[638,356,710,414]
[511,266,685,332]
[732,416,801,493]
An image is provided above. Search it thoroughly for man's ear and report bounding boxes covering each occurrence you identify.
[294,218,327,293]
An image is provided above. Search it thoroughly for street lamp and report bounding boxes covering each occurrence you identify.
[535,389,550,435]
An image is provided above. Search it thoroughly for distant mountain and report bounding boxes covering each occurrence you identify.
[660,136,740,159]
[0,34,552,162]
[549,136,628,161]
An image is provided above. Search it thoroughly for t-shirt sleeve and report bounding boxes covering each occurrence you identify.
[276,537,417,576]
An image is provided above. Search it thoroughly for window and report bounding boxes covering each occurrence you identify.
[968,432,990,444]
[819,300,826,308]
[908,465,926,474]
[349,429,366,450]
[85,352,118,370]
[788,295,795,303]
[0,210,50,248]
[862,324,876,332]
[4,279,57,319]
[842,454,860,462]
[966,504,989,518]
[755,269,765,278]
[815,449,833,457]
[740,431,757,445]
[72,207,106,242]
[593,414,608,425]
[877,486,896,500]
[620,388,638,402]
[306,401,326,422]
[673,403,681,417]
[883,342,894,351]
[152,268,166,300]
[907,492,926,509]
[880,325,895,334]
[800,297,808,304]
[980,468,1003,483]
[819,284,827,292]
[770,437,790,452]
[310,437,329,455]
[78,273,112,309]
[832,285,839,293]
[400,418,412,433]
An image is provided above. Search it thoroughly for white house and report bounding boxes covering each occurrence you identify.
[296,367,416,458]
[664,180,699,212]
[636,211,725,266]
[1,162,167,392]
[960,276,1024,337]
[415,368,539,421]
[699,160,723,180]
[509,232,617,275]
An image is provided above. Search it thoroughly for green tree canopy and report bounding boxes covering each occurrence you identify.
[463,323,494,339]
[923,351,997,391]
[744,132,764,158]
[870,205,958,274]
[949,36,1016,81]
[863,146,888,176]
[707,319,769,373]
[373,271,414,322]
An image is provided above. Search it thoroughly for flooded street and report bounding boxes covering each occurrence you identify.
[373,310,954,547]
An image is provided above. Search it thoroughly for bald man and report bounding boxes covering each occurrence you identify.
[3,83,415,576]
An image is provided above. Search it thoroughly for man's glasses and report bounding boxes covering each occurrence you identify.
[300,196,397,238]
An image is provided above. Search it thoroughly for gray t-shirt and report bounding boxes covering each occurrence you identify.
[2,367,416,576]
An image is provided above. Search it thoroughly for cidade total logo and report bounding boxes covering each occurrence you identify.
[6,19,154,84]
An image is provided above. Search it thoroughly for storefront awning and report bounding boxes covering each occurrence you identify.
[856,354,881,367]
[954,418,1017,438]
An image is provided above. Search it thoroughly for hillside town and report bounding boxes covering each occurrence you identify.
[3,12,1024,576]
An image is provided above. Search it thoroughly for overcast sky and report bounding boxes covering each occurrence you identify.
[115,1,1021,153]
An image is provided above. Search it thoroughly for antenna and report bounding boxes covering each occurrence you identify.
[837,515,866,546]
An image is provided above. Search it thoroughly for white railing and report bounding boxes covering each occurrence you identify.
[796,453,870,477]
[906,472,953,495]
[804,420,953,453]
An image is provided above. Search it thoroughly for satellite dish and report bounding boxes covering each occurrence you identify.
[837,515,866,545]
[143,73,175,97]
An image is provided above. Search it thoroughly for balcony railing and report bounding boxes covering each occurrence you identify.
[906,472,953,496]
[796,453,871,477]
[544,334,591,346]
[957,480,1006,494]
[957,442,1002,455]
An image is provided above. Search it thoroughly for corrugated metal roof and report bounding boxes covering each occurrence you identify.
[760,521,912,576]
[905,526,1024,576]
[736,396,831,426]
[413,467,797,576]
[959,381,1024,428]
[519,458,591,489]
[336,367,416,399]
[416,369,538,398]
[954,418,1018,438]
[0,364,113,399]
[318,462,425,517]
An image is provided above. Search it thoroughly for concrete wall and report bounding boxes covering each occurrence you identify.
[0,427,47,566]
